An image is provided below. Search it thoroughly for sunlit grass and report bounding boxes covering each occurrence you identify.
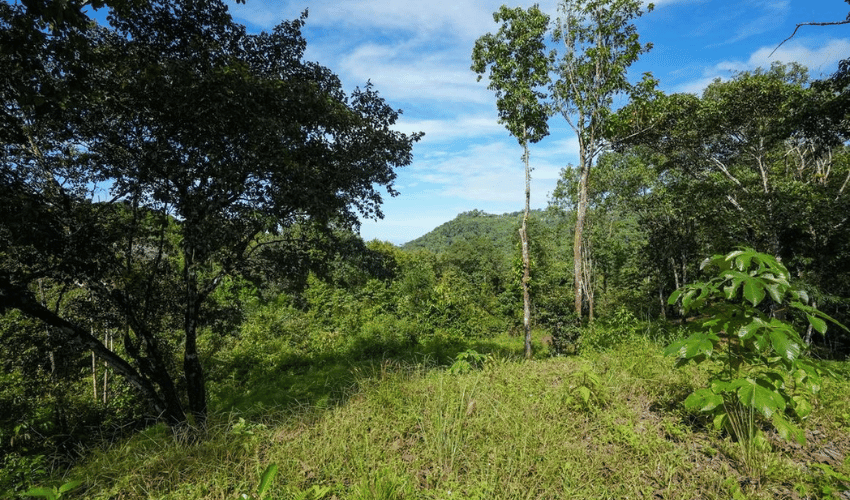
[64,333,850,499]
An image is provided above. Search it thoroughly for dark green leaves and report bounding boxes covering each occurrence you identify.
[683,388,723,412]
[1,0,423,429]
[666,248,847,445]
[733,377,786,418]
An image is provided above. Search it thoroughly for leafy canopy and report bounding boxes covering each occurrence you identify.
[471,4,552,146]
[0,0,421,428]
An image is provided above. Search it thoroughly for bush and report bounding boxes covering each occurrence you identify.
[579,308,642,352]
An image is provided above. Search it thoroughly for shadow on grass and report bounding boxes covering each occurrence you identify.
[208,332,530,419]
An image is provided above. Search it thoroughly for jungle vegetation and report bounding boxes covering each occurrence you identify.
[2,0,850,498]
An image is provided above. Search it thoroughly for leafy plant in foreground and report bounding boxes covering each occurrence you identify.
[22,479,82,500]
[240,464,276,500]
[664,249,846,457]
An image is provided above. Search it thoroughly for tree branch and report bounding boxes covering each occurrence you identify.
[771,19,850,58]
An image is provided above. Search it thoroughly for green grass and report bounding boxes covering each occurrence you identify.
[40,334,850,499]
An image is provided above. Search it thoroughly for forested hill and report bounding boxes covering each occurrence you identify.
[402,208,562,254]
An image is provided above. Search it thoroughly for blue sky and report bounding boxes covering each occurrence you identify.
[225,0,849,245]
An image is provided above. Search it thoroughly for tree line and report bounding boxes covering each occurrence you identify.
[472,0,850,350]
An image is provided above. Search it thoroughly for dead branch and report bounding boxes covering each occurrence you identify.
[770,19,850,58]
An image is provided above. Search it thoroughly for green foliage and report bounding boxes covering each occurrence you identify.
[21,479,81,500]
[614,62,850,333]
[547,313,582,355]
[471,5,551,146]
[579,307,643,352]
[805,463,850,499]
[351,469,412,500]
[447,349,491,375]
[1,453,49,499]
[664,248,847,475]
[561,364,606,412]
[551,0,654,319]
[1,0,421,430]
[239,463,277,500]
[552,0,654,137]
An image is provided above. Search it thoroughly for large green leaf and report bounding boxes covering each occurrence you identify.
[667,288,683,306]
[738,317,766,340]
[806,314,827,334]
[665,332,716,359]
[791,395,813,420]
[684,388,723,412]
[743,277,765,306]
[22,487,56,500]
[58,480,82,494]
[735,378,786,417]
[763,281,783,303]
[722,270,747,299]
[752,330,771,353]
[769,328,801,363]
[256,463,278,499]
[772,414,805,445]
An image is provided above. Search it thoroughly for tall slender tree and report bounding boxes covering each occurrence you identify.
[472,4,551,358]
[551,0,653,319]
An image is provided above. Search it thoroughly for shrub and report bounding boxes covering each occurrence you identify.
[664,248,847,476]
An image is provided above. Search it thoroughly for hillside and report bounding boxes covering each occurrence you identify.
[402,209,566,254]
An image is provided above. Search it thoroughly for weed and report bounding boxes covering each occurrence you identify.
[351,469,412,500]
[239,463,277,500]
[447,349,490,375]
[21,479,82,500]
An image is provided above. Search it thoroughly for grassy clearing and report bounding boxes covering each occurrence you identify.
[57,335,850,499]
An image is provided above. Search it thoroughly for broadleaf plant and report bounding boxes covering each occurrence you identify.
[665,248,847,451]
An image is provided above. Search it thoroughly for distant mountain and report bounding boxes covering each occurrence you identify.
[402,208,560,255]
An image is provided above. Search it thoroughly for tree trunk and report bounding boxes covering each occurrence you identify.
[520,141,533,359]
[103,330,111,405]
[92,348,98,401]
[582,236,594,322]
[183,251,208,428]
[573,152,590,318]
[0,281,188,426]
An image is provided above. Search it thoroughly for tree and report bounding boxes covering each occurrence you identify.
[0,0,421,430]
[472,4,551,359]
[549,151,653,318]
[551,0,653,319]
[613,64,850,338]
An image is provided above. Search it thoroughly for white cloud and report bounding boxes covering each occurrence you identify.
[228,0,559,41]
[739,38,850,75]
[393,115,507,143]
[674,37,850,94]
[307,1,498,42]
[725,0,790,45]
[337,42,490,104]
[674,75,721,95]
[359,137,574,244]
[409,141,565,203]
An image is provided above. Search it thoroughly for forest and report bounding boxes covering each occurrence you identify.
[1,0,850,499]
